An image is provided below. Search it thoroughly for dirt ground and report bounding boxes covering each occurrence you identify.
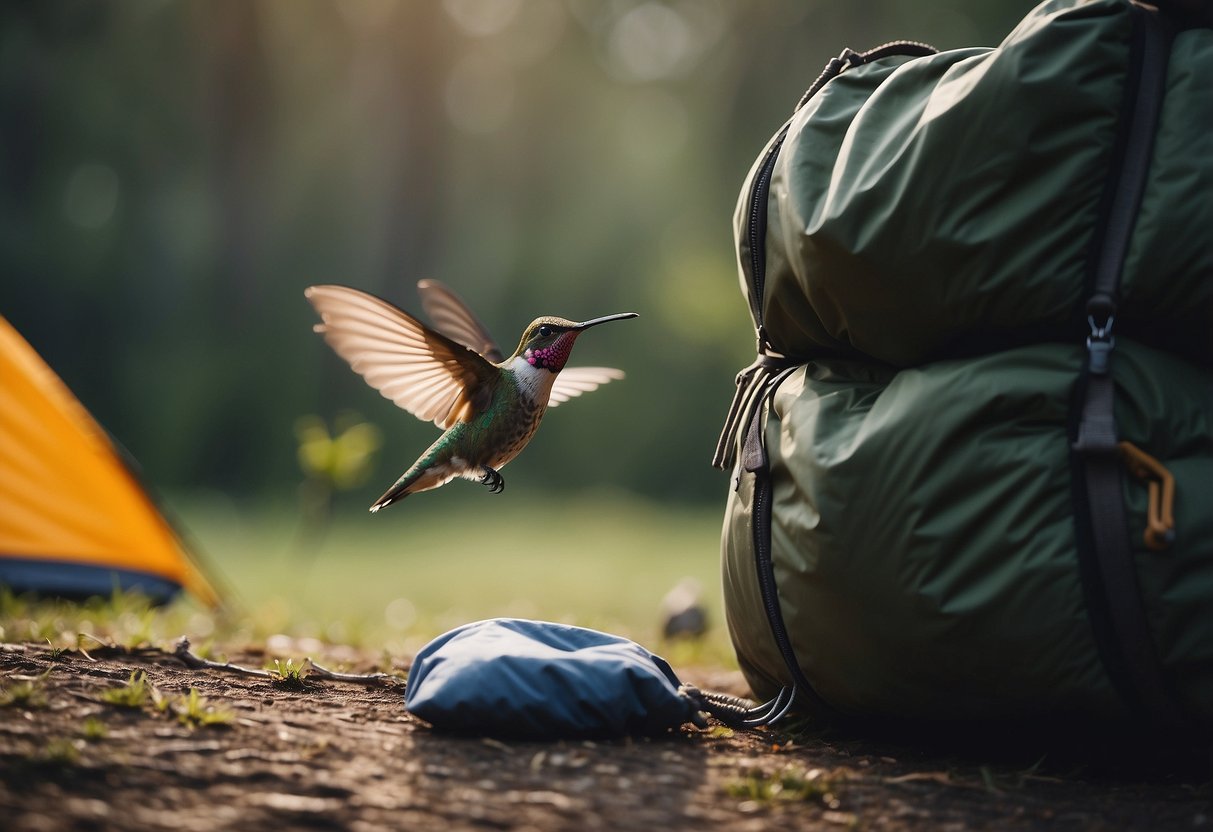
[1,641,1209,831]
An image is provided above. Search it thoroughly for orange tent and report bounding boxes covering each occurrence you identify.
[0,316,218,606]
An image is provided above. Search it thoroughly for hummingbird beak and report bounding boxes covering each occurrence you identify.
[572,312,639,332]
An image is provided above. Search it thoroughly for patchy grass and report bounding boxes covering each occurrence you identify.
[172,688,234,729]
[39,738,83,768]
[0,675,49,709]
[0,588,201,654]
[81,717,108,742]
[177,493,734,659]
[151,685,172,715]
[1,496,736,671]
[99,671,154,709]
[95,670,232,729]
[725,765,846,808]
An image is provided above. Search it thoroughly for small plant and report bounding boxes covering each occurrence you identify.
[0,677,49,710]
[173,688,234,728]
[99,671,153,709]
[295,412,382,546]
[271,658,312,691]
[95,672,232,728]
[726,766,843,808]
[81,717,108,742]
[42,738,82,766]
[151,685,172,714]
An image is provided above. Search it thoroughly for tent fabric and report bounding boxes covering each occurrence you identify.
[0,315,217,606]
[405,618,698,739]
[0,558,183,603]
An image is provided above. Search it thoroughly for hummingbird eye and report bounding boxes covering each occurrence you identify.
[537,325,553,338]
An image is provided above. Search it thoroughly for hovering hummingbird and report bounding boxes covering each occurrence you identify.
[304,281,637,512]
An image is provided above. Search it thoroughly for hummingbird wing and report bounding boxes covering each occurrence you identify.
[305,285,498,429]
[548,367,625,406]
[416,279,505,363]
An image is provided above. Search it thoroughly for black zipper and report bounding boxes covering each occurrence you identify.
[744,128,791,351]
[743,369,837,718]
[730,40,942,715]
[743,40,938,353]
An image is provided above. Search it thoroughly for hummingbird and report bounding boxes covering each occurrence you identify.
[304,280,637,512]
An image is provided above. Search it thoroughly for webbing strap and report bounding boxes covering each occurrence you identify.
[1071,6,1183,728]
[1080,451,1182,725]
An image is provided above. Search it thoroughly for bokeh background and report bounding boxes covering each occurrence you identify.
[1,0,1028,651]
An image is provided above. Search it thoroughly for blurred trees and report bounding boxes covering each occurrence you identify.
[0,0,1027,505]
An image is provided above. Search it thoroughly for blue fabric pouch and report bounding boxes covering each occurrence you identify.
[404,618,793,740]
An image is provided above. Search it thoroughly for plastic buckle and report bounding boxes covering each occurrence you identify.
[1085,314,1116,375]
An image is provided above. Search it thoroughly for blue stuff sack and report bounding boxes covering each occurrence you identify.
[404,618,792,740]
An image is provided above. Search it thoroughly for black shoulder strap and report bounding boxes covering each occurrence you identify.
[1070,5,1185,729]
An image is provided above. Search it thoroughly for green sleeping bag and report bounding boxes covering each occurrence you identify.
[718,0,1212,731]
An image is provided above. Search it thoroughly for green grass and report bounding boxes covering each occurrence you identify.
[173,688,234,728]
[40,738,82,767]
[99,671,154,709]
[81,717,108,742]
[0,591,184,652]
[95,671,232,729]
[725,766,844,807]
[0,675,49,709]
[270,658,311,689]
[181,491,734,661]
[1,492,737,668]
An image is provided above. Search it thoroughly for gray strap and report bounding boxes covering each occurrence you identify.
[1071,7,1183,728]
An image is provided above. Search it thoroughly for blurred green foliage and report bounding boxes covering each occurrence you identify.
[0,0,1027,506]
[295,412,382,490]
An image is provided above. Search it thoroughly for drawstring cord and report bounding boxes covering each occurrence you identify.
[679,684,797,729]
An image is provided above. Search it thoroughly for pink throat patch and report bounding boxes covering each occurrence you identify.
[525,332,576,371]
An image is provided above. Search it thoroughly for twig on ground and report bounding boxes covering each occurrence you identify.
[172,638,274,679]
[306,660,401,686]
[172,637,403,688]
[74,635,167,663]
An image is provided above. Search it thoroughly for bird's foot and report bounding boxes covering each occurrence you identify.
[479,466,504,494]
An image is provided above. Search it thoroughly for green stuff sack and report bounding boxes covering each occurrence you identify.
[747,1,1211,367]
[718,0,1213,732]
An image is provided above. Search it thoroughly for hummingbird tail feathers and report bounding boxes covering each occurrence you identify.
[369,458,466,512]
[369,490,407,513]
[370,475,423,512]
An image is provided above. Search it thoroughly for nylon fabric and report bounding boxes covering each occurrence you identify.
[722,0,1212,730]
[405,619,698,739]
[754,0,1208,368]
[723,345,1212,724]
